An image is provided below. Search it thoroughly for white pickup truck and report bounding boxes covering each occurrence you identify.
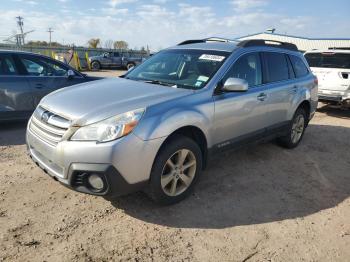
[304,49,350,108]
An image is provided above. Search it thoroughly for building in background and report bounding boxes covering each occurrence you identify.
[237,32,350,52]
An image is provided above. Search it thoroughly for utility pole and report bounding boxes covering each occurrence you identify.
[47,28,53,47]
[16,16,24,45]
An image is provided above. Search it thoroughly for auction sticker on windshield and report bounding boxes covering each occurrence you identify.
[199,54,225,62]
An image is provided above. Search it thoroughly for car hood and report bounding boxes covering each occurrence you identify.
[40,77,192,126]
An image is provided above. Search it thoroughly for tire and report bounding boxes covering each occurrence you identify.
[147,135,203,205]
[277,108,307,149]
[126,63,135,70]
[91,61,101,70]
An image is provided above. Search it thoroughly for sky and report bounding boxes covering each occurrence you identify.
[0,0,349,50]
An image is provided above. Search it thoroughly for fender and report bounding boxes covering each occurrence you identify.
[133,94,214,147]
[287,78,314,121]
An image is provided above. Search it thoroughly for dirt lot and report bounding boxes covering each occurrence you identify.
[0,72,349,261]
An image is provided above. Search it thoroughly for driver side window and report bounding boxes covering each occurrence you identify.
[20,56,68,77]
[225,52,262,87]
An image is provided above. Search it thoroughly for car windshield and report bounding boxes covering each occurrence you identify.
[305,52,350,69]
[125,49,230,90]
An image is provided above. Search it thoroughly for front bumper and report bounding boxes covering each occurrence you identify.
[26,126,166,197]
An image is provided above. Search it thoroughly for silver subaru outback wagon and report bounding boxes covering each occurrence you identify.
[26,38,318,205]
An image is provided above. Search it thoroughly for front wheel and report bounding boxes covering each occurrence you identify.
[277,108,307,149]
[91,61,101,70]
[147,135,203,205]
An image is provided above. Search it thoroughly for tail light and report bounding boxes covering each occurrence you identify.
[313,76,318,85]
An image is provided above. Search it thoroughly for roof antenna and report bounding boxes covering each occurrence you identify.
[266,28,276,34]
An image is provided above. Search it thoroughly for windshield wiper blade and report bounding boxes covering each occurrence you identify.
[144,80,177,87]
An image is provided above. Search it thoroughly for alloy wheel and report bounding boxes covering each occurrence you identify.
[291,114,305,144]
[160,149,197,197]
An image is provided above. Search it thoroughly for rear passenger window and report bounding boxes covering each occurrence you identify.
[264,52,289,82]
[225,52,262,87]
[289,55,309,78]
[0,55,18,75]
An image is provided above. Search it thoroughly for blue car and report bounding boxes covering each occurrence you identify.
[0,50,101,121]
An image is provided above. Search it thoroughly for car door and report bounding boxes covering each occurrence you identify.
[261,52,298,129]
[213,52,270,148]
[17,54,83,108]
[112,52,122,67]
[0,53,34,120]
[101,52,113,67]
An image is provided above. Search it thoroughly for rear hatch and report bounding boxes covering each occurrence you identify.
[305,52,350,91]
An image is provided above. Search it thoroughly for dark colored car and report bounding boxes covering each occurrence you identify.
[89,51,145,70]
[0,50,101,121]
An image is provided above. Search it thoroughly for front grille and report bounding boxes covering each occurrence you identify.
[29,107,71,146]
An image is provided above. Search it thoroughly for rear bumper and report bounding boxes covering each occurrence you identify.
[318,94,343,102]
[318,89,350,103]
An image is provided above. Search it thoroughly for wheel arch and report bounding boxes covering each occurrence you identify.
[298,100,311,119]
[157,125,209,170]
[288,87,312,123]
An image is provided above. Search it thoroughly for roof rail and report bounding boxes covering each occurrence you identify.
[177,37,237,46]
[205,37,237,43]
[177,39,206,45]
[237,39,298,51]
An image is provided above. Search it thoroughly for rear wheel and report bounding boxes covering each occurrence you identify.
[147,135,202,205]
[277,108,307,149]
[126,63,135,70]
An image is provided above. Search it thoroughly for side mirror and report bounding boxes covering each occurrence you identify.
[222,77,248,92]
[67,69,75,79]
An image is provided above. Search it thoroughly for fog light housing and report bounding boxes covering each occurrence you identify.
[87,173,105,191]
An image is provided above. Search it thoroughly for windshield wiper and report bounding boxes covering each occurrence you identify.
[143,79,177,87]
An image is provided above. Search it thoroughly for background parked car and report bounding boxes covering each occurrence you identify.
[304,48,350,108]
[88,51,145,70]
[0,50,101,121]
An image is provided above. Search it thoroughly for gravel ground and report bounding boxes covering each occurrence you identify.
[0,72,349,261]
[82,69,126,78]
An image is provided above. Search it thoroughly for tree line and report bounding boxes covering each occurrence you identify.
[87,38,129,50]
[25,39,133,51]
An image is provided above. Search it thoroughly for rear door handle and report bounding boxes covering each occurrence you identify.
[34,83,45,89]
[257,93,267,101]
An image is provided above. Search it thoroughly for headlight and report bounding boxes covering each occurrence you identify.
[70,108,145,142]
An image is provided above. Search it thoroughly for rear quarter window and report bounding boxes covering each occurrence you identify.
[290,55,309,78]
[0,55,18,75]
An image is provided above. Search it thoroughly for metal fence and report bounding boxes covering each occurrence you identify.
[0,44,148,70]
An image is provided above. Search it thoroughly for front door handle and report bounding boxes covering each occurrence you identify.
[257,93,267,101]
